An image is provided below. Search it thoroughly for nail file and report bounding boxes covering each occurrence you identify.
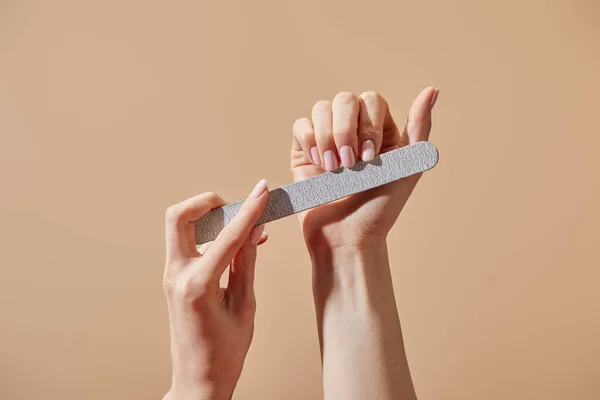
[195,141,439,244]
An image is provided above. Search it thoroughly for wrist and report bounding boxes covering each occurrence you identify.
[303,229,387,257]
[309,239,388,275]
[310,240,392,300]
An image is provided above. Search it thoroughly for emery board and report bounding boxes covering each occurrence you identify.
[195,141,439,244]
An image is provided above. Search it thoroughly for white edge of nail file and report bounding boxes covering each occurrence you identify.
[195,141,439,244]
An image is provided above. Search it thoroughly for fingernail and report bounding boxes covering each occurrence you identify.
[249,179,268,198]
[323,150,339,171]
[310,147,321,166]
[361,140,375,161]
[249,225,265,246]
[429,88,440,110]
[339,145,355,168]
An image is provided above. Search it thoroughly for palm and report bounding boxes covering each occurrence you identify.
[291,126,421,249]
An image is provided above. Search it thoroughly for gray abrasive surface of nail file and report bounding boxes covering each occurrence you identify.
[195,141,439,244]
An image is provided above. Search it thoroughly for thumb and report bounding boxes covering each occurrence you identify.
[393,87,440,193]
[403,86,439,143]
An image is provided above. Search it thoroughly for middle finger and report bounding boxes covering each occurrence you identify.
[312,100,338,171]
[332,92,359,168]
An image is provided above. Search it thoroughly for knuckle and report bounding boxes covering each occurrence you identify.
[358,120,378,138]
[333,91,358,106]
[162,274,175,295]
[298,131,314,143]
[312,100,332,113]
[293,118,314,139]
[236,202,256,219]
[173,277,198,302]
[411,112,428,125]
[243,301,257,319]
[220,225,245,247]
[333,128,353,139]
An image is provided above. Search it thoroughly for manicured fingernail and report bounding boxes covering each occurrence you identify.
[429,88,440,110]
[361,140,375,161]
[339,145,355,168]
[310,147,321,166]
[323,150,339,171]
[249,225,265,246]
[249,179,268,198]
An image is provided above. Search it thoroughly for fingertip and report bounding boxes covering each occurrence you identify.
[360,139,375,162]
[420,86,436,96]
[249,179,268,199]
[310,147,321,166]
[257,231,268,246]
[405,87,439,143]
[249,225,266,246]
[411,86,439,117]
[323,149,339,171]
[203,183,267,274]
[415,86,438,108]
[339,145,356,168]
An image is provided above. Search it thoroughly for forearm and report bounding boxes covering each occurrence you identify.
[164,387,233,400]
[311,242,417,400]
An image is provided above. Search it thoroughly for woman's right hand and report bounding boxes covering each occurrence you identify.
[163,180,269,400]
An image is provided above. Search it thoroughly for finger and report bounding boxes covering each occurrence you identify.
[165,192,226,262]
[395,87,440,190]
[227,225,264,315]
[312,100,338,171]
[358,91,388,161]
[196,241,213,255]
[402,86,439,144]
[332,92,359,168]
[256,230,268,245]
[292,117,320,166]
[198,179,269,281]
[196,232,267,255]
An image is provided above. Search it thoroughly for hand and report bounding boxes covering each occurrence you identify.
[162,180,269,400]
[291,87,439,252]
[291,89,438,400]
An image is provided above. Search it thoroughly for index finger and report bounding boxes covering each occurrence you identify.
[198,179,269,281]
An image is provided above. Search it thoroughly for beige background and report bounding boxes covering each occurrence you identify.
[1,0,599,399]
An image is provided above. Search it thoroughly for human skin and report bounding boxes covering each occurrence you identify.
[163,86,439,400]
[291,87,439,399]
[162,181,269,400]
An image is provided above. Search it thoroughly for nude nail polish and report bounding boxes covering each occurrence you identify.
[249,179,268,198]
[249,225,265,246]
[361,140,375,161]
[310,147,321,166]
[339,145,355,168]
[324,150,339,171]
